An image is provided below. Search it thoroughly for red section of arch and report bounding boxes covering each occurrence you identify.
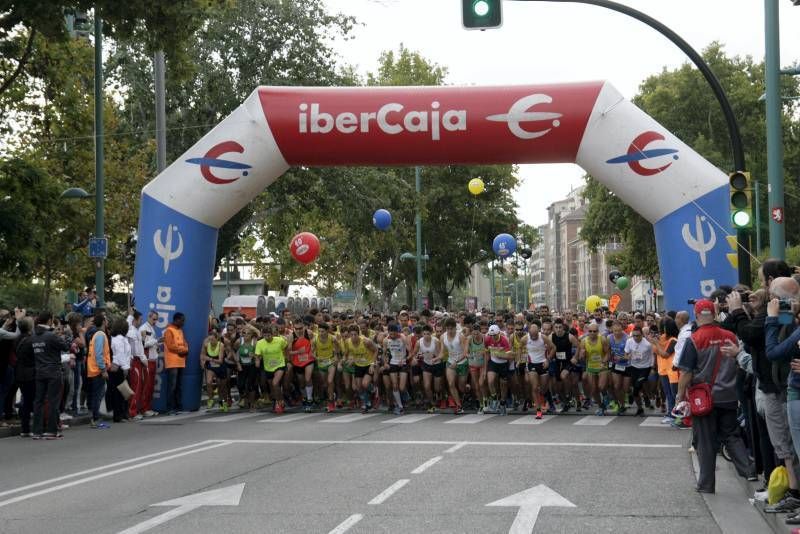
[257,83,604,166]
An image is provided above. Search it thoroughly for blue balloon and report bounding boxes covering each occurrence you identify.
[373,209,392,231]
[492,233,516,259]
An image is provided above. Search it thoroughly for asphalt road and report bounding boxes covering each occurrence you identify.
[0,407,766,534]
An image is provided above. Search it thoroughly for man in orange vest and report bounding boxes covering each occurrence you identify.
[164,312,189,415]
[86,315,110,429]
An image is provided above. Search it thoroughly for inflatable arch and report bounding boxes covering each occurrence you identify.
[134,82,736,411]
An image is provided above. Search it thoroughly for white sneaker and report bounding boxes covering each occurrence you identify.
[59,413,73,421]
[133,414,144,421]
[144,410,157,417]
[754,490,768,502]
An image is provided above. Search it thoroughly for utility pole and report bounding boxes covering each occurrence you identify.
[93,13,105,309]
[764,0,785,259]
[154,50,167,172]
[415,166,423,312]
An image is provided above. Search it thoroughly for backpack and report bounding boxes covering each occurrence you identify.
[687,345,722,417]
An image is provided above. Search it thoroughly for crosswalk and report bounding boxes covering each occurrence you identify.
[149,410,677,429]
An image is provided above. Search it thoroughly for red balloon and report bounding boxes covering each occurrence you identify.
[289,232,320,265]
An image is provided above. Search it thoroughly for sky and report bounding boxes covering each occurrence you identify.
[322,0,800,227]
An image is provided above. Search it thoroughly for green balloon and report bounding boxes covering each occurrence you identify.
[616,276,629,290]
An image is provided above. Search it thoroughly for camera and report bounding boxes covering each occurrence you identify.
[779,298,795,325]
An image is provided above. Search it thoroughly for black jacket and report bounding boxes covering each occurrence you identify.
[30,325,70,379]
[723,308,780,394]
[14,334,35,382]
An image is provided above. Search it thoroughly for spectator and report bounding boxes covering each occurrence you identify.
[13,317,35,437]
[72,288,97,317]
[164,312,189,415]
[30,310,71,440]
[126,311,146,420]
[139,310,159,417]
[65,312,86,416]
[676,299,756,493]
[86,315,110,429]
[109,317,132,422]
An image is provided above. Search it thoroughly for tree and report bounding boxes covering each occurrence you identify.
[106,0,357,271]
[0,1,225,101]
[581,43,800,280]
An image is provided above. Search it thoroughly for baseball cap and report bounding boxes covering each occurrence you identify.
[694,299,715,317]
[488,324,501,336]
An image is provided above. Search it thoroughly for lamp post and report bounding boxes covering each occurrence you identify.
[93,12,105,308]
[415,166,424,312]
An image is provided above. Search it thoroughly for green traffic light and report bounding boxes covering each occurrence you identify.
[732,210,751,228]
[473,0,490,16]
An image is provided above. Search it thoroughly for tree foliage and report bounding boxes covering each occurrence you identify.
[581,43,800,281]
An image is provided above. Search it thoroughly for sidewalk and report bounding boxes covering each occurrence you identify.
[690,445,791,534]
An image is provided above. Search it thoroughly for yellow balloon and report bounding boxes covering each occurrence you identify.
[585,295,602,313]
[468,178,485,196]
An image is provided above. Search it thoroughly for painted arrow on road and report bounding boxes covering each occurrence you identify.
[118,483,245,534]
[486,484,575,534]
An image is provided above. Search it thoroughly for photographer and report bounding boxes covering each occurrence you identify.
[765,276,800,521]
[29,311,71,439]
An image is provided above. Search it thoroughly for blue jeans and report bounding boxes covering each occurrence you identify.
[166,368,183,412]
[71,360,85,413]
[659,375,677,415]
[787,397,800,460]
[87,375,106,421]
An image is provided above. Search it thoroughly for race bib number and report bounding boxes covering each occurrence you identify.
[615,363,627,372]
[556,352,566,360]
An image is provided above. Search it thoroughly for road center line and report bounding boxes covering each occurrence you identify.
[327,513,364,534]
[0,441,231,509]
[0,440,216,499]
[368,479,410,505]
[444,441,468,453]
[411,456,443,474]
[211,439,681,449]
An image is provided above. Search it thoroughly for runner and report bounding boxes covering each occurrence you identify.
[467,323,488,413]
[484,324,512,415]
[441,317,468,414]
[511,320,529,411]
[383,321,412,415]
[313,322,339,413]
[289,322,315,412]
[255,324,289,414]
[525,320,555,419]
[344,324,379,413]
[411,324,444,413]
[624,325,654,416]
[580,323,610,415]
[234,325,260,411]
[607,320,630,415]
[551,319,579,413]
[201,330,229,411]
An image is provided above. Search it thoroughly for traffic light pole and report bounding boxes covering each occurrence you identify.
[515,0,751,285]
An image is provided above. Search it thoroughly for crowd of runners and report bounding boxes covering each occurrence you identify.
[199,306,677,422]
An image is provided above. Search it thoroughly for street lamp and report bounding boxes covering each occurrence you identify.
[60,187,90,200]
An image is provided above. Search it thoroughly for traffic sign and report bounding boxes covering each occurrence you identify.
[88,237,108,259]
[772,207,784,223]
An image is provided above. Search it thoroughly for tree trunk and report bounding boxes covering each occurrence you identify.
[42,264,52,310]
[405,282,413,308]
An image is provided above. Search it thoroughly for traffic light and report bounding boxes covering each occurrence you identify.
[729,171,753,229]
[462,0,502,30]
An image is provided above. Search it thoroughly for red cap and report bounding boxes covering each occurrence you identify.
[694,299,715,317]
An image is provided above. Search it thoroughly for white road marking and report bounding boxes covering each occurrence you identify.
[445,414,496,424]
[509,415,555,425]
[0,441,216,499]
[328,514,363,534]
[198,413,260,423]
[258,413,318,423]
[368,479,410,505]
[411,456,443,474]
[382,414,438,424]
[321,413,380,423]
[141,412,205,424]
[118,504,203,534]
[444,442,468,453]
[639,416,669,427]
[215,439,680,449]
[0,441,232,509]
[573,415,616,426]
